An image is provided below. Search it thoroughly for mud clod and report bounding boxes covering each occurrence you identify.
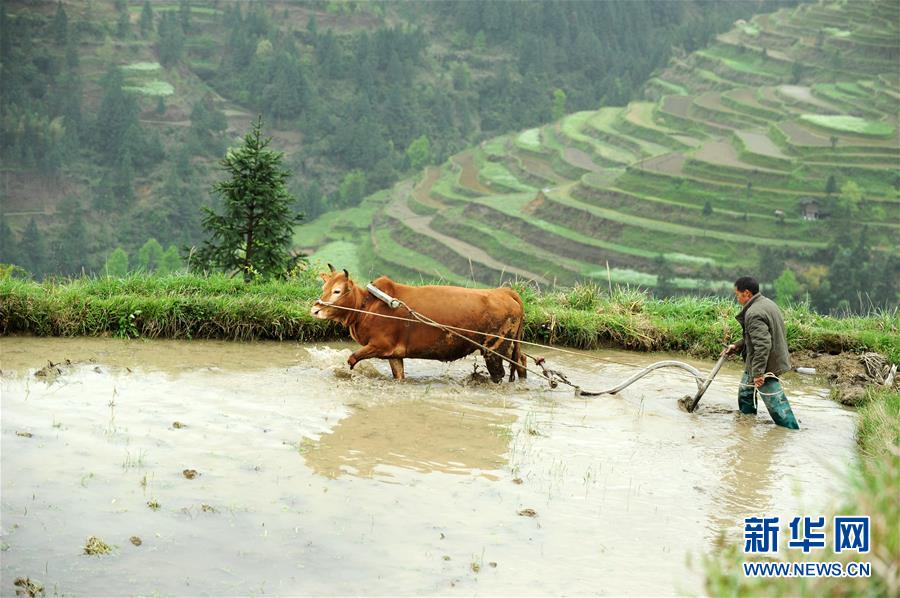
[15,431,33,438]
[443,555,451,561]
[13,577,44,597]
[130,536,142,546]
[518,508,538,517]
[172,421,187,429]
[201,504,216,513]
[83,536,112,555]
[147,500,160,510]
[182,469,199,479]
[512,477,523,485]
[34,359,75,384]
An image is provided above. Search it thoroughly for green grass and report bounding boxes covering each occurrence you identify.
[549,186,823,250]
[697,46,788,79]
[307,241,361,277]
[122,80,174,97]
[477,160,536,193]
[3,274,896,361]
[515,128,543,153]
[121,62,161,72]
[800,114,895,137]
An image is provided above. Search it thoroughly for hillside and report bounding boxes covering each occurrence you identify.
[301,0,899,309]
[0,0,779,277]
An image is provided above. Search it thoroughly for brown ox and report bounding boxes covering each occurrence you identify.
[311,266,527,382]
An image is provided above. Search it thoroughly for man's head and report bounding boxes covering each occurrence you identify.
[311,264,355,320]
[734,276,759,305]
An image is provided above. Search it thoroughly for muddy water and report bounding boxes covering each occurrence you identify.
[1,337,856,596]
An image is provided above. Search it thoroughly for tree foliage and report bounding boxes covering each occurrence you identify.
[195,117,302,280]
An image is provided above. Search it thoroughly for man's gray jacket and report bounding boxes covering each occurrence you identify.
[734,294,791,378]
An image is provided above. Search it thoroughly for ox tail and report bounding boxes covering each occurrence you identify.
[511,315,527,381]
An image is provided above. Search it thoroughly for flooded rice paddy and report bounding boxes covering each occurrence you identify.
[1,337,857,596]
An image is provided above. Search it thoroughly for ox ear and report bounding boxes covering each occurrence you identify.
[319,272,329,283]
[327,263,336,273]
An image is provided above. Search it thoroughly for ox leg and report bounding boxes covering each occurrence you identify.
[388,358,405,380]
[483,352,506,383]
[347,344,387,370]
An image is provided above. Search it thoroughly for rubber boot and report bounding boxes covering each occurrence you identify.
[738,372,758,415]
[758,377,800,430]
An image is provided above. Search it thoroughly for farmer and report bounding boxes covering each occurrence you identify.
[725,276,800,429]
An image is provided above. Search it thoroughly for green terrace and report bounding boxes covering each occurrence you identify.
[299,0,898,295]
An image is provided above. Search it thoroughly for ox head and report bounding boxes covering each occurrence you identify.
[311,263,356,321]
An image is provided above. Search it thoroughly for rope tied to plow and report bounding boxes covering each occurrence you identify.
[315,285,725,399]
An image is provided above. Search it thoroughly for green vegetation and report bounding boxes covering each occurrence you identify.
[122,80,175,97]
[799,114,895,137]
[0,0,791,281]
[1,0,897,320]
[194,118,302,280]
[2,274,897,362]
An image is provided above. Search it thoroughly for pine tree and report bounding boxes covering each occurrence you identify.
[0,215,20,266]
[105,247,129,277]
[178,0,192,33]
[94,68,138,164]
[52,2,68,46]
[551,88,567,121]
[158,12,185,67]
[19,218,48,277]
[116,7,131,39]
[159,245,182,273]
[195,117,302,280]
[139,1,154,37]
[405,135,431,171]
[52,197,89,276]
[137,238,164,271]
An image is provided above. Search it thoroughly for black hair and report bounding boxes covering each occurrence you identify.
[734,276,759,295]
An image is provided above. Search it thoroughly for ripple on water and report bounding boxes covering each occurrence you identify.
[0,337,856,596]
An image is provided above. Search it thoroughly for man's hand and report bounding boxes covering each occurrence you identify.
[753,375,765,388]
[725,343,739,356]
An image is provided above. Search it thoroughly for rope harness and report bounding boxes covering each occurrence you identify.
[314,284,777,404]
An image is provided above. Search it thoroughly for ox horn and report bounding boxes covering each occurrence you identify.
[327,263,336,273]
[343,268,349,279]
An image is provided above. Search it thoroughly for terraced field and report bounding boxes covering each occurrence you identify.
[301,0,899,293]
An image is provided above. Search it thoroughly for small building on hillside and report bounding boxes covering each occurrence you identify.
[799,197,824,220]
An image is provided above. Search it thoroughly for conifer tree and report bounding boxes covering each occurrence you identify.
[137,238,164,271]
[19,218,48,277]
[195,117,302,280]
[52,2,68,46]
[105,247,129,277]
[139,1,154,37]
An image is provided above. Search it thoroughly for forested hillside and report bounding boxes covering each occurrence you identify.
[301,0,898,313]
[0,0,793,278]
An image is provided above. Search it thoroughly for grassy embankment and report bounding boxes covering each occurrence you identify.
[1,273,897,362]
[2,272,897,594]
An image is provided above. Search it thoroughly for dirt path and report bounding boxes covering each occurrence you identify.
[385,191,549,285]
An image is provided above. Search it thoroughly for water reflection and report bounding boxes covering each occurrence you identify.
[302,400,516,480]
[708,418,788,539]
